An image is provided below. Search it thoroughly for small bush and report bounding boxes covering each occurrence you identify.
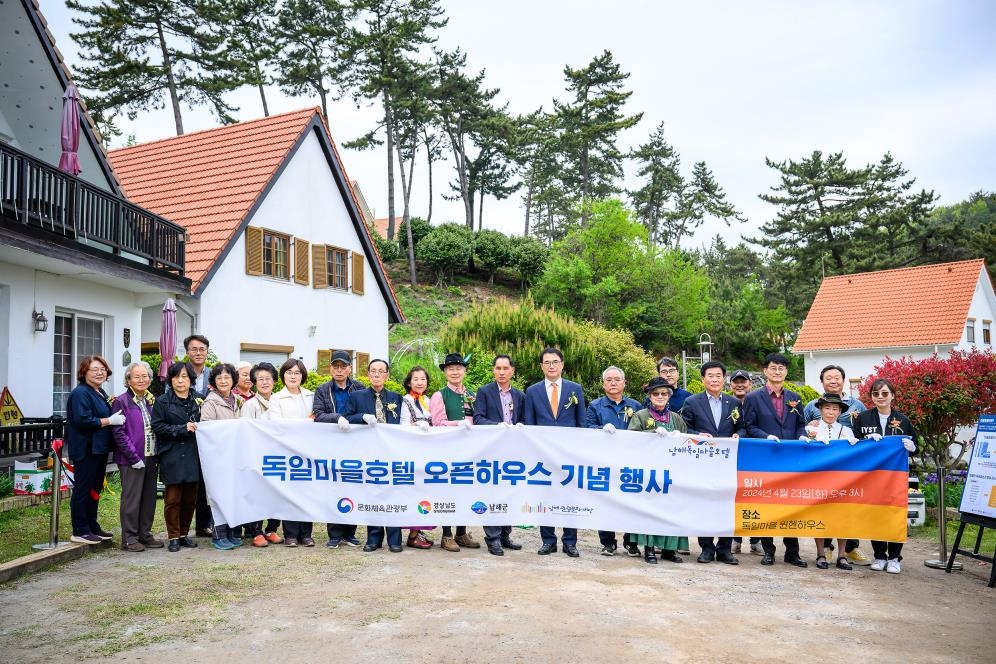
[416,224,474,285]
[373,234,400,262]
[474,229,514,283]
[398,216,433,254]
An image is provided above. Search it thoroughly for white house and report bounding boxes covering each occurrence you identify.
[0,0,189,418]
[108,108,404,374]
[793,259,995,394]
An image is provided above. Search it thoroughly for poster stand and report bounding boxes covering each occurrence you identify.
[944,415,996,587]
[945,512,996,588]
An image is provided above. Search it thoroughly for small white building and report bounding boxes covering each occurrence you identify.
[793,259,995,394]
[108,109,404,374]
[0,0,189,418]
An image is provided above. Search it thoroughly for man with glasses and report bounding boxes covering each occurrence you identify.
[524,347,587,558]
[182,335,211,397]
[655,358,691,411]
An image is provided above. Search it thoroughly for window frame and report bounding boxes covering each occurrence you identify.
[262,230,291,280]
[325,246,349,291]
[966,318,976,344]
[53,311,105,415]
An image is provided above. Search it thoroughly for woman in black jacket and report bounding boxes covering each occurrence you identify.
[852,378,918,574]
[152,363,203,552]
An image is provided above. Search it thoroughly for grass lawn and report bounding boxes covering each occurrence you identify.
[909,514,996,557]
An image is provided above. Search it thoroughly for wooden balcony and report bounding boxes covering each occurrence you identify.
[0,141,185,276]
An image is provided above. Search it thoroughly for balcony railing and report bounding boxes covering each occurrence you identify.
[0,141,184,275]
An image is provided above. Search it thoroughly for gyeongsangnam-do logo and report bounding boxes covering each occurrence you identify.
[470,501,488,515]
[337,498,355,514]
[417,500,432,514]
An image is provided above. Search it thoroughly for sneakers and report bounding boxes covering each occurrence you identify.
[870,558,888,571]
[211,537,235,550]
[285,538,298,547]
[301,537,316,547]
[601,544,617,556]
[70,533,102,545]
[252,534,269,547]
[886,559,901,574]
[846,548,873,566]
[326,537,341,549]
[93,529,114,541]
[121,541,146,552]
[623,542,641,557]
[750,542,764,555]
[226,537,243,548]
[265,532,284,544]
[343,537,361,547]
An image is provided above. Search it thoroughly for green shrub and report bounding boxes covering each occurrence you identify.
[786,382,820,403]
[686,378,705,394]
[141,353,162,376]
[510,236,549,287]
[398,216,433,254]
[373,234,400,262]
[416,224,474,285]
[474,229,514,283]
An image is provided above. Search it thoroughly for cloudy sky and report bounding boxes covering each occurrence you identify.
[41,0,996,248]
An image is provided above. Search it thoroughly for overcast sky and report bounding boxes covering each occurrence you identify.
[40,0,996,248]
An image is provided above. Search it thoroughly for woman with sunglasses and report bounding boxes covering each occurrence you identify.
[852,378,917,574]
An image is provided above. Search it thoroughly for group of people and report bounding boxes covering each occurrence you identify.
[63,334,917,574]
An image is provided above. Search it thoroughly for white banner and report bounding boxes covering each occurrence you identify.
[197,419,738,536]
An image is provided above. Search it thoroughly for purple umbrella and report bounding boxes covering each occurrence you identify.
[159,298,177,380]
[58,84,82,176]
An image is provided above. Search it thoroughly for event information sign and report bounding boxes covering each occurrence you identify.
[959,415,996,519]
[197,420,909,541]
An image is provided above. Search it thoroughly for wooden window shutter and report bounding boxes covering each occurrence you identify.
[312,243,327,288]
[351,252,365,295]
[317,349,332,375]
[294,237,310,285]
[356,352,370,372]
[245,226,263,275]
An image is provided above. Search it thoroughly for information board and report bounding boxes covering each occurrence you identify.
[959,415,996,519]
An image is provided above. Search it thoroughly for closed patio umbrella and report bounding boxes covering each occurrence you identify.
[159,298,177,380]
[58,84,82,176]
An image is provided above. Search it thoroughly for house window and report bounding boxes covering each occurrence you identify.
[966,319,976,344]
[984,321,992,345]
[53,312,104,415]
[263,231,290,279]
[326,247,348,290]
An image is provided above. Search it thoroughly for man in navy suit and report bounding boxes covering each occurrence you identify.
[681,360,741,565]
[742,352,809,568]
[473,354,527,556]
[524,347,586,558]
[342,358,405,553]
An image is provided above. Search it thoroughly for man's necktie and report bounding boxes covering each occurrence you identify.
[375,392,386,423]
[550,382,559,418]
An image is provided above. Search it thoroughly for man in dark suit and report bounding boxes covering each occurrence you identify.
[342,358,405,553]
[742,352,809,568]
[681,360,741,565]
[524,347,586,558]
[473,354,526,556]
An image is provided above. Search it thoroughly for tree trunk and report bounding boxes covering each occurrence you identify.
[424,129,435,224]
[478,190,484,231]
[156,20,183,135]
[523,177,533,236]
[383,88,397,241]
[255,61,269,117]
[395,134,418,286]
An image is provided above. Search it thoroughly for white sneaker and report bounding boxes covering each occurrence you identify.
[870,558,887,571]
[886,559,901,574]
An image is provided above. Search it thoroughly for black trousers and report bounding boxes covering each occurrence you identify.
[327,522,357,540]
[871,540,904,560]
[760,537,800,557]
[483,525,513,545]
[733,537,761,544]
[265,519,281,534]
[283,520,313,541]
[698,537,733,555]
[195,479,211,531]
[442,525,467,537]
[70,452,107,535]
[598,530,617,547]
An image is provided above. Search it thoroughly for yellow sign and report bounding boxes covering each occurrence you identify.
[1,386,24,426]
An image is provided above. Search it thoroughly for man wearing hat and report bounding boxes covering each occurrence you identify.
[429,352,482,552]
[524,347,587,558]
[313,350,365,548]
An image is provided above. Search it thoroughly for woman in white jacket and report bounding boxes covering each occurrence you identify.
[269,358,315,546]
[240,362,278,546]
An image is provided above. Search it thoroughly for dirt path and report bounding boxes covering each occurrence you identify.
[0,530,991,663]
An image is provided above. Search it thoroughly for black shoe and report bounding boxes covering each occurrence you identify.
[717,552,740,565]
[785,555,808,568]
[178,536,198,548]
[816,556,830,570]
[362,543,381,552]
[697,550,715,563]
[644,547,658,564]
[487,544,505,556]
[537,543,557,555]
[624,543,641,557]
[836,556,853,571]
[660,550,684,563]
[563,544,580,558]
[761,554,775,566]
[168,538,180,552]
[500,538,522,551]
[195,528,213,538]
[388,545,403,553]
[93,528,114,541]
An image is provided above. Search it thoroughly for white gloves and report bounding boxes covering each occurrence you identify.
[459,419,472,430]
[131,460,145,470]
[416,420,430,432]
[848,437,859,445]
[799,436,809,442]
[866,433,882,441]
[337,418,351,432]
[107,412,126,426]
[902,438,915,452]
[362,414,377,426]
[767,435,780,441]
[497,421,511,429]
[654,427,670,437]
[603,423,616,434]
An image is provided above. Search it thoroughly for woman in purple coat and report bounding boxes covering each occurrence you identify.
[110,361,164,552]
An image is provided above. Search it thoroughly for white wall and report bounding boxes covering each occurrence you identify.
[959,271,996,350]
[195,132,390,370]
[0,262,143,415]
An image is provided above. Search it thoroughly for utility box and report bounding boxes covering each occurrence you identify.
[908,491,926,527]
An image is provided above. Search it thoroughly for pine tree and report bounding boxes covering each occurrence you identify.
[628,122,682,243]
[215,0,280,117]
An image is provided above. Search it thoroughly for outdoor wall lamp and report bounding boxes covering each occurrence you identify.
[32,309,49,333]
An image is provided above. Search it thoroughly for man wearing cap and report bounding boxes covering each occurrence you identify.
[680,360,741,565]
[801,364,872,566]
[585,365,642,557]
[473,354,526,556]
[524,347,587,558]
[728,368,759,554]
[342,359,405,553]
[742,352,809,568]
[313,350,365,548]
[429,352,482,552]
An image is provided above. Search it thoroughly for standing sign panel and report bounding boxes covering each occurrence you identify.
[959,415,996,519]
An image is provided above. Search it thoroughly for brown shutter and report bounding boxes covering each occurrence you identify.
[294,237,310,285]
[312,244,327,288]
[356,352,370,372]
[351,252,365,295]
[317,349,332,375]
[245,226,263,275]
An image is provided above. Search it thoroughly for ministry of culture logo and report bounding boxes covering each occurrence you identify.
[337,498,355,514]
[470,501,488,515]
[417,500,432,515]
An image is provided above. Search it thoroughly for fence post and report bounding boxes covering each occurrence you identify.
[32,438,70,551]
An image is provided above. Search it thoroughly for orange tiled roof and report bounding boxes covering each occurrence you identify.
[793,259,988,351]
[372,217,402,239]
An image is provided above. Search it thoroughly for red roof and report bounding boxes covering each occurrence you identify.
[108,109,402,321]
[793,259,988,351]
[372,217,402,239]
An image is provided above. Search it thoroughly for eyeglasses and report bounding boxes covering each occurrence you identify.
[187,346,208,353]
[659,368,678,374]
[871,391,892,397]
[368,369,387,375]
[284,370,302,376]
[649,391,670,398]
[541,360,562,367]
[88,366,107,374]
